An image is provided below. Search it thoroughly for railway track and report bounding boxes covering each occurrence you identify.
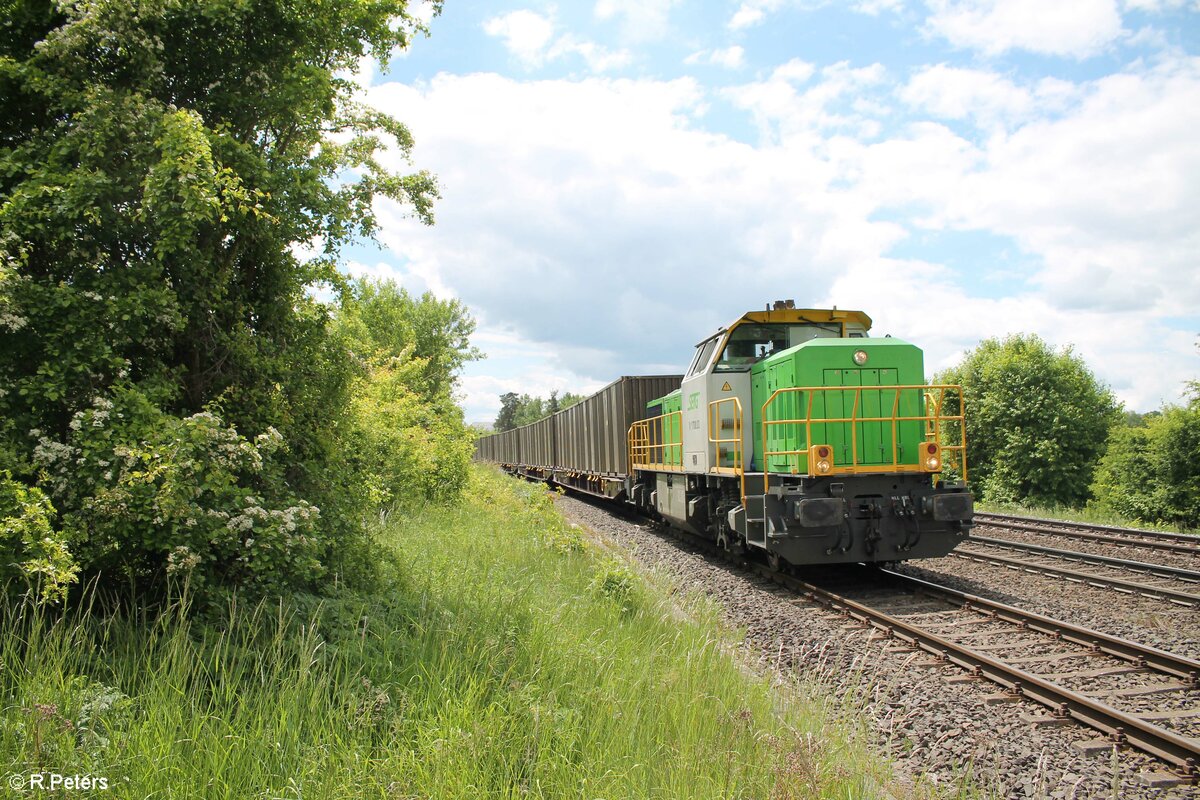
[649,523,1200,783]
[955,535,1200,607]
[974,512,1200,558]
[778,566,1200,782]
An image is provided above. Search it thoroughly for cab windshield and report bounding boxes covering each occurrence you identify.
[713,323,860,371]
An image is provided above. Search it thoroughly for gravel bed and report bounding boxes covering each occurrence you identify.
[974,524,1200,573]
[553,492,1199,799]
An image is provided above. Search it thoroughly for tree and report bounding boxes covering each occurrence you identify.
[511,395,547,427]
[0,0,445,600]
[559,392,586,410]
[331,279,479,508]
[936,334,1119,506]
[335,277,481,408]
[495,392,521,432]
[493,390,589,431]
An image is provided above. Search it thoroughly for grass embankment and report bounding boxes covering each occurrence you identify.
[2,466,887,798]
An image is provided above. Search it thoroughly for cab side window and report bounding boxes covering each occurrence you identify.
[686,338,719,378]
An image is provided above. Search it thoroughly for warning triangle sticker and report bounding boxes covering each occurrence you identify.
[721,382,732,391]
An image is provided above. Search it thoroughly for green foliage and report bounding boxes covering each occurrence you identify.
[589,558,644,614]
[936,334,1120,506]
[0,0,473,602]
[494,390,587,431]
[0,471,77,601]
[340,362,473,509]
[495,391,520,432]
[1091,403,1200,529]
[336,277,481,406]
[332,278,480,511]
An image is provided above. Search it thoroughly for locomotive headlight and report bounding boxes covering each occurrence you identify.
[852,349,869,366]
[810,445,834,475]
[921,442,941,472]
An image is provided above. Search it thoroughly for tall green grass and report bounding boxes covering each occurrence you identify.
[2,466,894,798]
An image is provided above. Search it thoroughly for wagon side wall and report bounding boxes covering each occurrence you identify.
[474,375,682,476]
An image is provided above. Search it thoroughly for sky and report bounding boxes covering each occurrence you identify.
[340,0,1200,425]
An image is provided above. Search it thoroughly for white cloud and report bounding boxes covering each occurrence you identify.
[942,58,1200,316]
[898,65,1080,130]
[405,0,439,30]
[772,58,817,84]
[901,65,1032,123]
[855,0,905,13]
[365,72,892,381]
[824,259,1198,411]
[924,0,1125,58]
[1122,0,1189,10]
[594,0,682,40]
[684,45,746,69]
[729,0,904,28]
[549,35,635,72]
[483,9,632,73]
[361,52,1200,413]
[458,325,608,424]
[728,1,781,29]
[482,11,555,68]
[726,60,888,140]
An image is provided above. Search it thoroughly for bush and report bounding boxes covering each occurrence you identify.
[30,387,324,597]
[937,334,1119,506]
[341,361,474,510]
[1091,404,1200,529]
[332,279,479,514]
[0,471,76,601]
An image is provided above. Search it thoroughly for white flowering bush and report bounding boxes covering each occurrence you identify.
[33,387,325,597]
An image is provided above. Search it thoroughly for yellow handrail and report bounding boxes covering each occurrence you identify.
[628,410,684,472]
[760,384,967,496]
[708,396,745,501]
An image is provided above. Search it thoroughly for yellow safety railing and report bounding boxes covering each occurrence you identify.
[707,396,746,504]
[708,396,743,476]
[760,384,967,496]
[628,410,684,472]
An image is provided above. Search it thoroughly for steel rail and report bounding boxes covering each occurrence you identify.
[875,570,1200,683]
[770,566,1200,776]
[967,535,1200,583]
[974,513,1200,556]
[952,547,1200,607]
